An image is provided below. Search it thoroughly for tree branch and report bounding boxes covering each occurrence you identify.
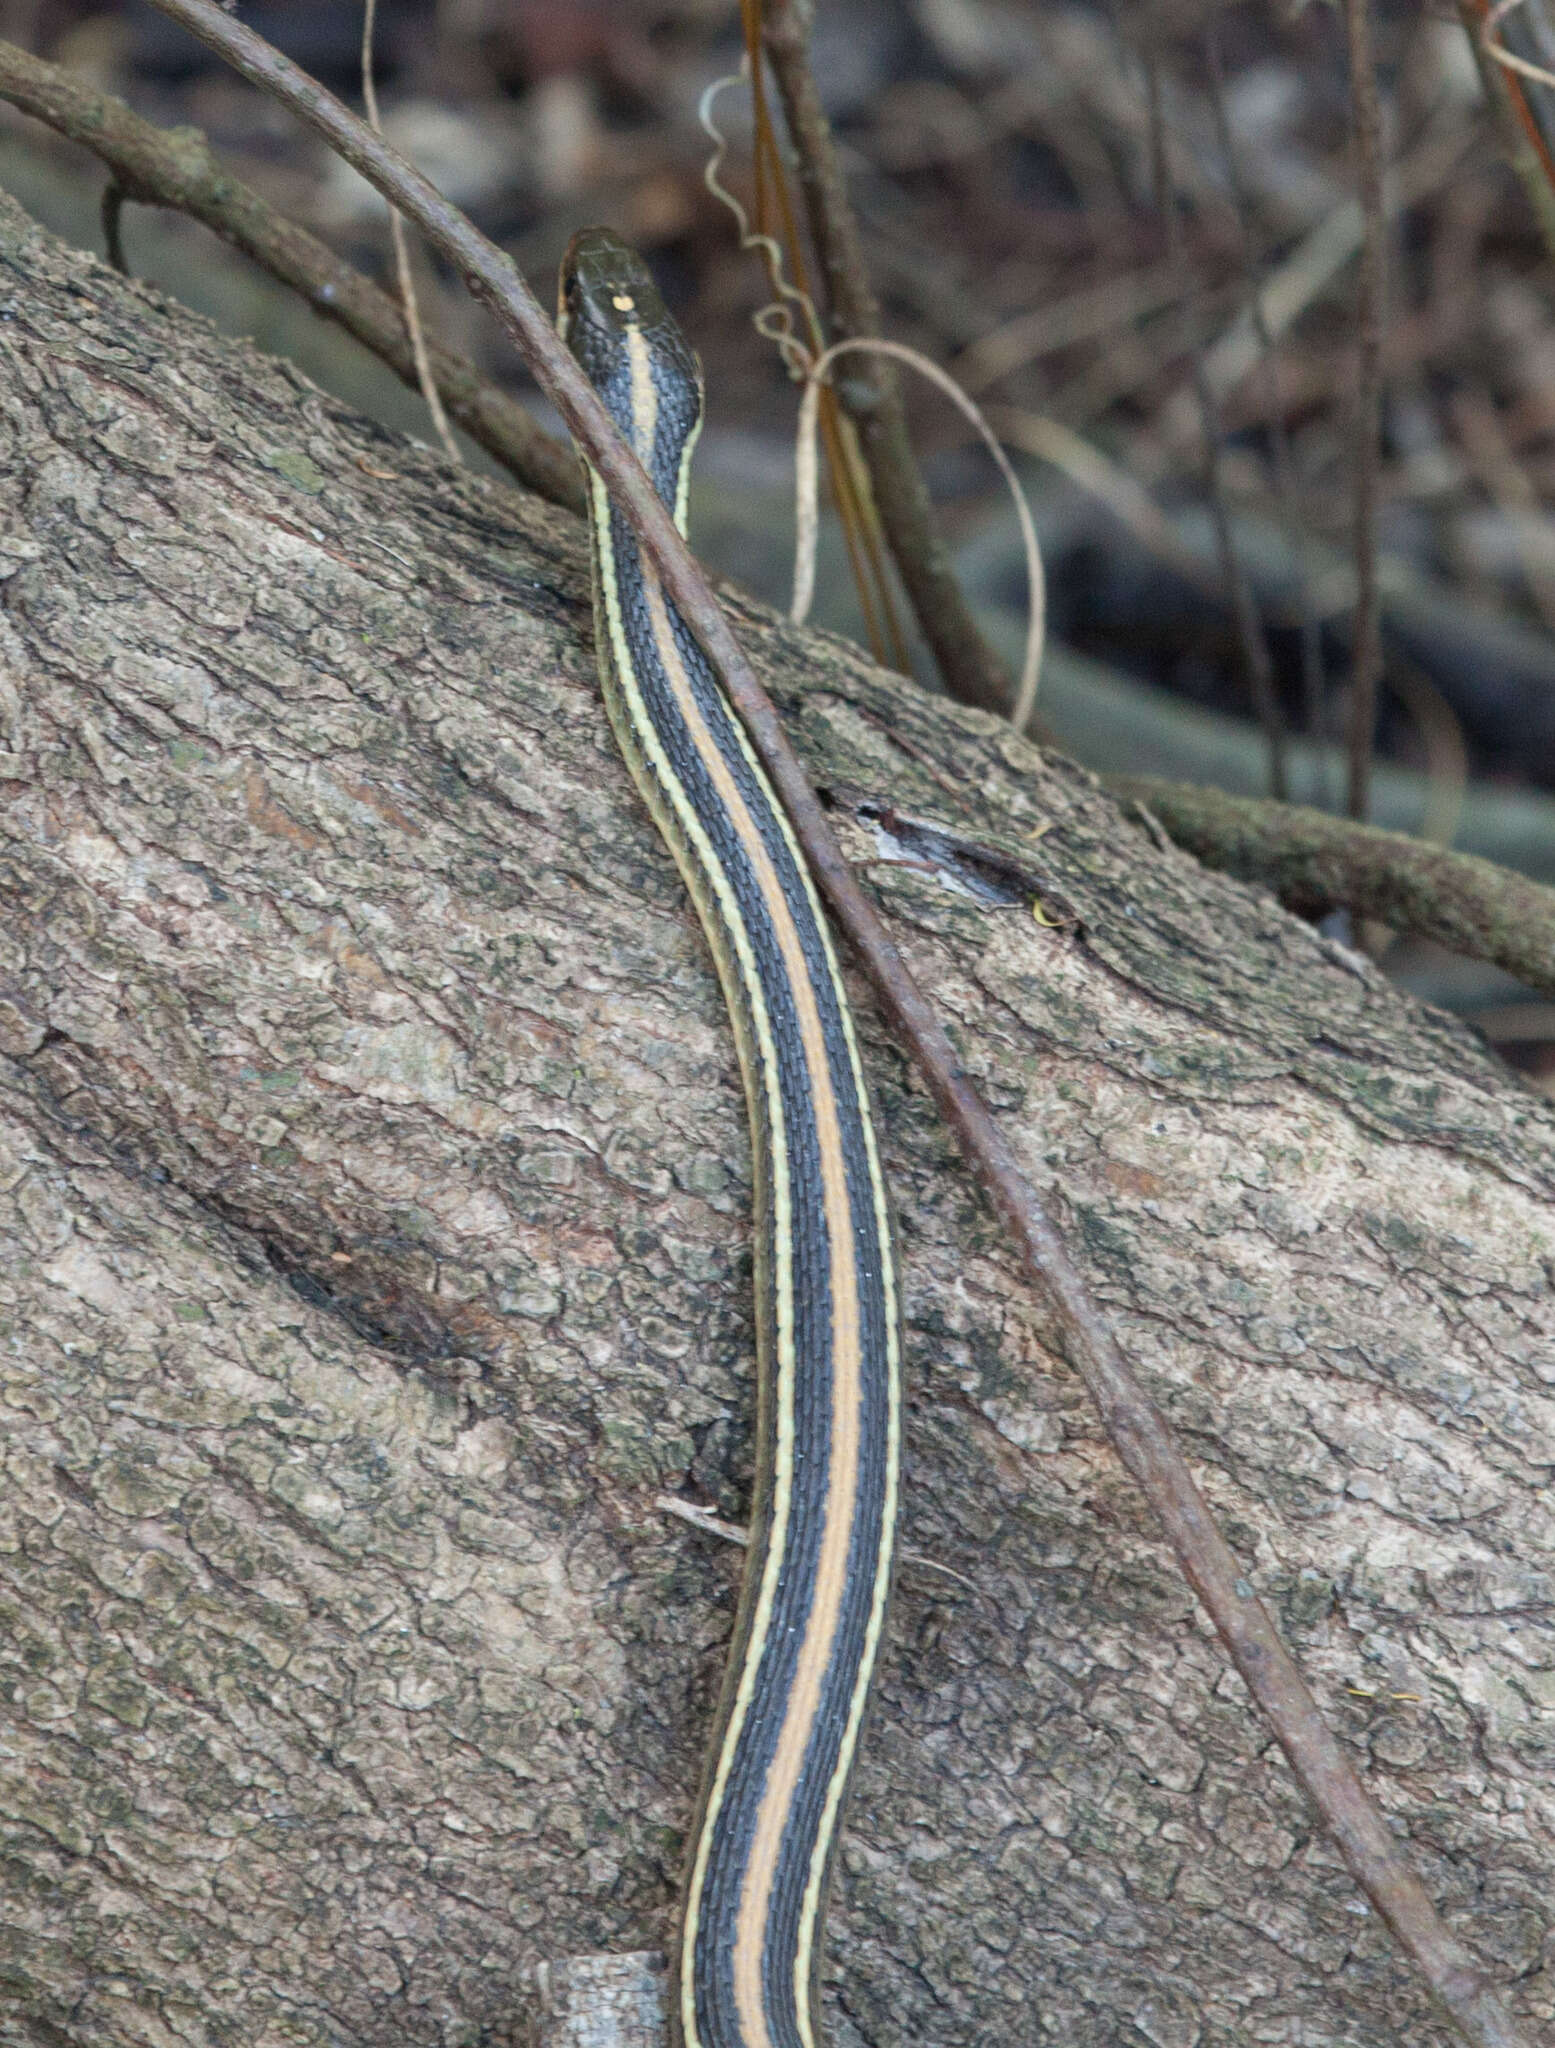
[1111,776,1555,999]
[0,36,580,511]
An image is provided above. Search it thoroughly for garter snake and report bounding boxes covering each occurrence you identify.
[559,228,902,2048]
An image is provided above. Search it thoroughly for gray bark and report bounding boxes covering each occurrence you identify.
[528,1954,665,2047]
[0,188,1551,2048]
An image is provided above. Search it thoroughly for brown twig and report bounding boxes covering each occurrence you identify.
[132,6,1531,2042]
[1140,38,1287,802]
[360,0,459,464]
[1343,0,1387,822]
[1204,23,1329,806]
[1153,121,1472,454]
[1460,0,1555,271]
[0,37,581,511]
[100,178,129,275]
[757,0,1019,720]
[701,40,908,675]
[1111,777,1555,999]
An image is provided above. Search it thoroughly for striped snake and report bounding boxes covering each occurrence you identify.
[559,227,902,2048]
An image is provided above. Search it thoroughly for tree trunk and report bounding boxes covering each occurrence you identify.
[0,189,1551,2048]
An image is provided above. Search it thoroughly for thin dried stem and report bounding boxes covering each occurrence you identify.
[793,338,1045,728]
[1158,118,1470,450]
[134,6,1533,2041]
[738,11,912,674]
[1204,24,1329,805]
[361,0,459,464]
[1343,0,1387,821]
[700,57,905,671]
[759,0,1021,720]
[1459,0,1555,282]
[1142,39,1287,800]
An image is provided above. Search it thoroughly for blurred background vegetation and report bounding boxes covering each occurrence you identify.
[8,0,1555,1078]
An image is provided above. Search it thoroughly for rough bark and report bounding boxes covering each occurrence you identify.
[0,189,1551,2048]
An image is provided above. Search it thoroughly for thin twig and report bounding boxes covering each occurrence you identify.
[700,56,909,674]
[657,1494,749,1546]
[135,7,1532,2042]
[1110,777,1555,998]
[100,178,129,274]
[1141,40,1286,801]
[360,0,459,464]
[1204,24,1329,807]
[758,0,1019,720]
[793,337,1046,727]
[1343,0,1387,822]
[1479,0,1555,163]
[1458,0,1555,293]
[1157,117,1471,450]
[0,38,580,508]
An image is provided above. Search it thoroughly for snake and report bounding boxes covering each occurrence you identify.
[558,227,903,2048]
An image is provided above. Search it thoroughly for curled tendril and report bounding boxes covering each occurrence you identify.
[698,62,820,381]
[698,63,1045,727]
[794,339,1046,727]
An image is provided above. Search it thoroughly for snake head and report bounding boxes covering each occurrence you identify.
[558,227,703,499]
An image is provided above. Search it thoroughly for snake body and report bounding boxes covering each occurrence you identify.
[559,228,901,2048]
